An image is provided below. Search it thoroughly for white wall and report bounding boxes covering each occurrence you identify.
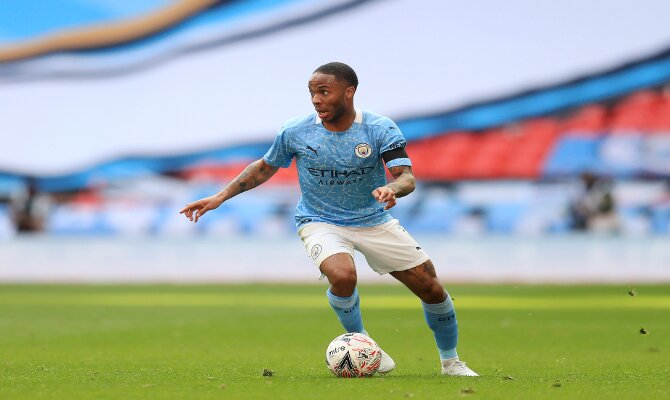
[1,235,668,283]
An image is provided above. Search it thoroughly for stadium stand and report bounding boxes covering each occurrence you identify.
[2,1,670,238]
[2,88,669,237]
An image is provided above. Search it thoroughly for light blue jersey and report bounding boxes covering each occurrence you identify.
[263,109,412,229]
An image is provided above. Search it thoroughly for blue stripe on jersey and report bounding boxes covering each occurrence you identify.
[386,158,412,168]
[264,110,409,228]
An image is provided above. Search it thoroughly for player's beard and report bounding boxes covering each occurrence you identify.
[326,101,347,123]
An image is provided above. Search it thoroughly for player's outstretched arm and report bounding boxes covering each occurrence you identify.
[372,165,416,210]
[179,158,279,222]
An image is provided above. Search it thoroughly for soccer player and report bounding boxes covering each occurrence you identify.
[180,62,478,377]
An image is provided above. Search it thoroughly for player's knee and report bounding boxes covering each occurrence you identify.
[420,280,447,304]
[327,268,357,293]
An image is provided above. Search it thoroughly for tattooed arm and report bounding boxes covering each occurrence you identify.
[180,159,279,222]
[371,165,416,210]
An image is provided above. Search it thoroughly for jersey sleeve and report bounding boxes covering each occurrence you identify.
[263,127,294,168]
[379,121,412,168]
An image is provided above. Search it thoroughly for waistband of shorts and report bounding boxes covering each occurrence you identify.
[299,219,397,233]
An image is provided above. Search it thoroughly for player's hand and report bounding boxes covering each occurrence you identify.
[372,186,397,210]
[179,194,224,223]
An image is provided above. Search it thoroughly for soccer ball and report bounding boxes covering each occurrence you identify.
[325,332,382,378]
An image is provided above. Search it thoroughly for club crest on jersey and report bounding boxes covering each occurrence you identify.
[354,143,372,158]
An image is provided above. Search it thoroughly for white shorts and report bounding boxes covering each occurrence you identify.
[297,219,430,275]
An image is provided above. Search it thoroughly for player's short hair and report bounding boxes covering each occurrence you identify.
[314,62,358,88]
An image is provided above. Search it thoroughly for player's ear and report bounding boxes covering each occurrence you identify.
[345,86,355,100]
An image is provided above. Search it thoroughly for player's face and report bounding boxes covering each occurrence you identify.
[308,72,355,124]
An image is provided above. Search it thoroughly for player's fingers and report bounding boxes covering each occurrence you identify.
[379,191,393,202]
[384,198,397,210]
[181,200,204,214]
[375,190,389,202]
[194,205,211,223]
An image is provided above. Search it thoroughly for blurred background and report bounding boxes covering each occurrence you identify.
[1,0,669,283]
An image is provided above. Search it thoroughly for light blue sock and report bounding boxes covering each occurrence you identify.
[327,288,365,333]
[422,293,459,360]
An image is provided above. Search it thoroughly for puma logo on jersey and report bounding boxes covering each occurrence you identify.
[306,145,320,156]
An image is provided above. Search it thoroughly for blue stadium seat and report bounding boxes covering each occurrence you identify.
[485,204,529,233]
[543,136,605,176]
[403,195,467,233]
[651,207,670,234]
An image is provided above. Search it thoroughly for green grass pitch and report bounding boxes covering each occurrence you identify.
[1,284,668,399]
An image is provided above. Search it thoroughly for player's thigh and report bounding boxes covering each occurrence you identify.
[298,222,355,273]
[355,219,429,274]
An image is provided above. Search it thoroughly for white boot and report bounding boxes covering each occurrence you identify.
[441,357,479,376]
[376,349,396,374]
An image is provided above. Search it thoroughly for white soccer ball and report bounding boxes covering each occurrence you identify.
[325,332,382,378]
